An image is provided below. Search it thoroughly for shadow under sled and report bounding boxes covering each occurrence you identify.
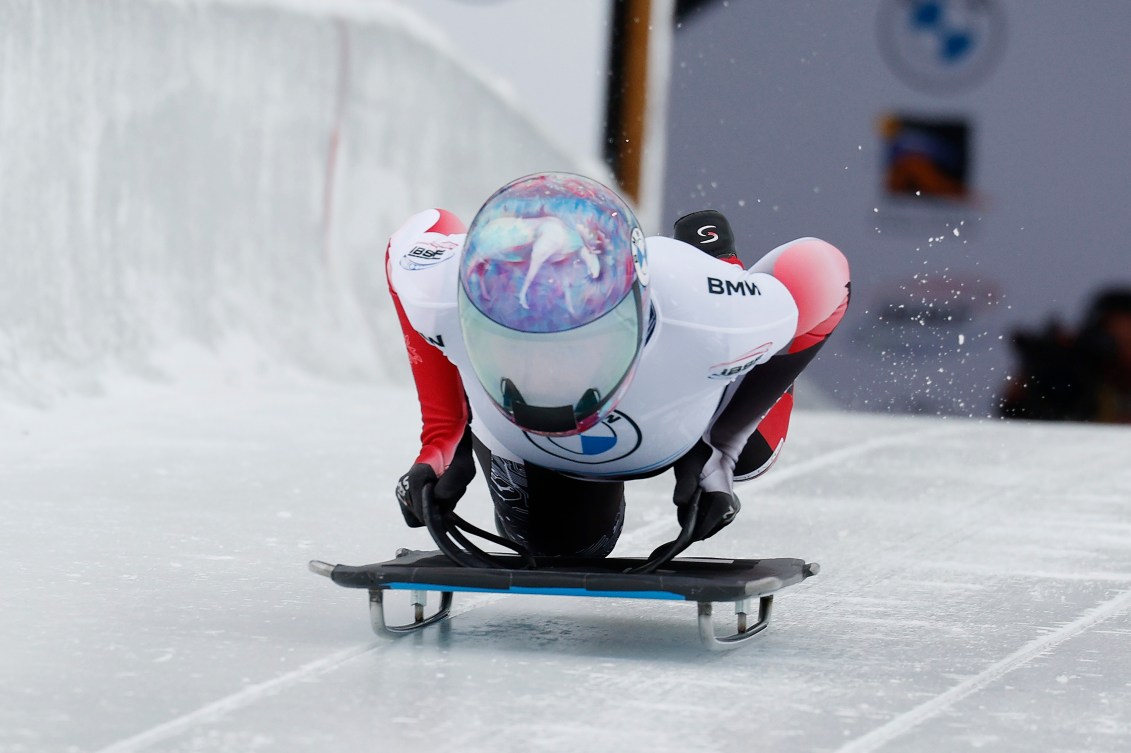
[308,549,819,650]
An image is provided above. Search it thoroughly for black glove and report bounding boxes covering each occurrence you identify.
[396,430,477,528]
[671,440,741,542]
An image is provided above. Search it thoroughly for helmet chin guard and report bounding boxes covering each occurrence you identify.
[500,379,603,435]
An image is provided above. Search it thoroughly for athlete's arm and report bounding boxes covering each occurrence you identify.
[701,236,850,487]
[662,214,849,541]
[385,210,476,525]
[386,263,469,474]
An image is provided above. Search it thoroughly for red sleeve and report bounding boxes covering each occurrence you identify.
[385,221,469,476]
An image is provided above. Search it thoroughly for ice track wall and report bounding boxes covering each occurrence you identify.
[0,0,603,405]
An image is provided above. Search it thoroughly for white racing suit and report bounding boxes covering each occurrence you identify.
[387,208,849,556]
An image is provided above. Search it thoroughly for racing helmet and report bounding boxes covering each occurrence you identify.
[458,172,650,436]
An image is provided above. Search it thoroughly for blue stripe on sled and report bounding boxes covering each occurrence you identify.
[385,582,684,600]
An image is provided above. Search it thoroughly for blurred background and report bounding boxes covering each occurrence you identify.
[3,0,1129,422]
[392,0,1131,422]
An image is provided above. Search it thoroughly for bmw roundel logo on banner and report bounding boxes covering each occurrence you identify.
[876,0,1006,94]
[525,411,642,464]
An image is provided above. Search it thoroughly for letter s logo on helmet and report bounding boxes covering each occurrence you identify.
[697,225,720,244]
[457,172,649,437]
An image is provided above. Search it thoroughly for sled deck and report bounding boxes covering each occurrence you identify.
[309,549,818,650]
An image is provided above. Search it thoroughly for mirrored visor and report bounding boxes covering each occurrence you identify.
[459,286,643,434]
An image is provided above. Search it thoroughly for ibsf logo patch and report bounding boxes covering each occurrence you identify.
[524,410,642,464]
[709,343,772,380]
[399,240,458,270]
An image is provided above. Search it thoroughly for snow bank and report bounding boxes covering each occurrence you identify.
[0,0,603,405]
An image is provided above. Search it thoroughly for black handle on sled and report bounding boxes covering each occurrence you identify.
[422,483,536,569]
[420,483,697,574]
[628,488,700,574]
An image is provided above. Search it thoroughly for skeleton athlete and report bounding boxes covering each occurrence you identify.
[387,173,850,557]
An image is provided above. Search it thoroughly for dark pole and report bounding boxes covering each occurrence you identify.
[603,0,652,203]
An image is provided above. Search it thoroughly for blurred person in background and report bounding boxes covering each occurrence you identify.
[1000,287,1131,424]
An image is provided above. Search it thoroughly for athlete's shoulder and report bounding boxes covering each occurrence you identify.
[641,233,798,372]
[388,209,465,268]
[387,209,466,304]
[644,234,791,311]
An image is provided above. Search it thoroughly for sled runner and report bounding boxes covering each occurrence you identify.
[310,486,818,650]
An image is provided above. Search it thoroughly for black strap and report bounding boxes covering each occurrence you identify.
[422,483,697,574]
[422,483,536,569]
[627,489,700,574]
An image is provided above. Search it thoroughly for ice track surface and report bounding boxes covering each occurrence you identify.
[3,377,1130,753]
[4,1,1131,749]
